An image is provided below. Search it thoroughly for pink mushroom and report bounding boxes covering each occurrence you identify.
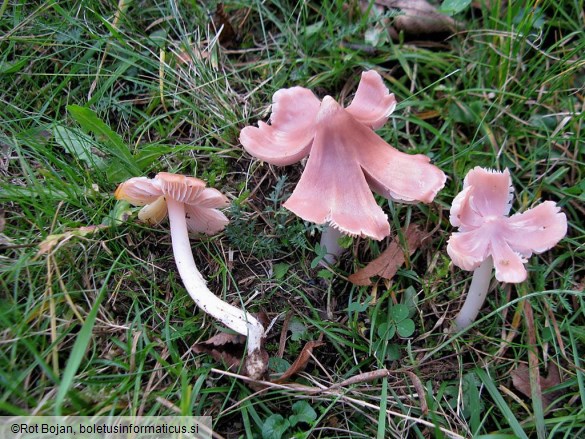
[240,70,446,264]
[447,167,567,329]
[115,172,266,376]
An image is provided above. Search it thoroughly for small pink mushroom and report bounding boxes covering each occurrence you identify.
[447,167,567,329]
[241,70,446,264]
[115,172,266,376]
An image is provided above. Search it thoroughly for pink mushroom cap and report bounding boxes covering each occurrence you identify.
[114,172,229,234]
[447,167,567,283]
[240,70,446,240]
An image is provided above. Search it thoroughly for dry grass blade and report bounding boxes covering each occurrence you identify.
[210,368,466,438]
[523,299,547,438]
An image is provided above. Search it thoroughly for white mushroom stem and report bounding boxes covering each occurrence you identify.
[455,256,494,329]
[166,198,264,353]
[320,224,345,266]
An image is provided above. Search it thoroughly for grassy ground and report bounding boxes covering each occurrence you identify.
[1,0,584,437]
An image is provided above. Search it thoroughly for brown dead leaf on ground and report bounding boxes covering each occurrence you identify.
[471,0,508,8]
[176,49,211,65]
[192,332,250,371]
[361,0,462,43]
[194,331,248,349]
[273,340,325,383]
[176,4,238,66]
[36,224,108,257]
[192,313,270,382]
[511,362,563,409]
[348,225,424,286]
[213,3,238,47]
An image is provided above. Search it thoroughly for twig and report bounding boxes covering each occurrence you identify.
[328,369,392,390]
[406,371,429,415]
[277,310,293,358]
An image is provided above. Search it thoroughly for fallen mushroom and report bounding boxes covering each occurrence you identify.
[240,70,446,264]
[115,172,266,378]
[447,167,567,329]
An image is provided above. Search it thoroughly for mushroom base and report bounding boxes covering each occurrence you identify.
[244,348,270,382]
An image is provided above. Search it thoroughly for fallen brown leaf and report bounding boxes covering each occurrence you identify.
[193,332,269,381]
[175,3,238,67]
[391,0,459,37]
[511,362,562,409]
[273,341,325,383]
[36,224,108,257]
[348,225,423,286]
[362,0,463,43]
[192,312,270,383]
[472,0,508,9]
[176,49,211,65]
[200,331,248,347]
[213,3,238,47]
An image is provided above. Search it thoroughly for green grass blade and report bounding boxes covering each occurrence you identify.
[475,368,529,439]
[377,376,388,439]
[54,252,125,415]
[568,326,585,407]
[67,105,141,177]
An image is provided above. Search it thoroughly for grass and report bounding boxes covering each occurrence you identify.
[1,0,584,437]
